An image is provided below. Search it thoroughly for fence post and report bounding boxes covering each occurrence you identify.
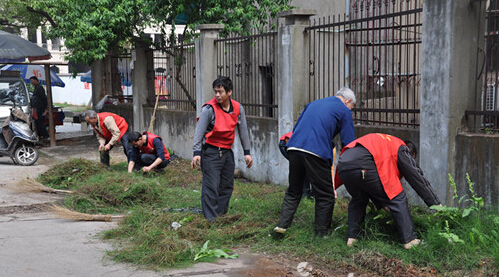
[195,24,224,116]
[132,40,155,131]
[420,0,486,205]
[277,9,316,136]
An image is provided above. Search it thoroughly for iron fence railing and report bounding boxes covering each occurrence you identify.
[154,43,196,111]
[307,0,423,128]
[467,0,499,133]
[215,29,278,118]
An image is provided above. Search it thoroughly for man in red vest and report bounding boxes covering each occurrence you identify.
[191,76,253,221]
[127,131,170,173]
[83,110,131,166]
[335,133,441,249]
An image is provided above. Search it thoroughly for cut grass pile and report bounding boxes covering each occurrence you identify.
[40,158,499,276]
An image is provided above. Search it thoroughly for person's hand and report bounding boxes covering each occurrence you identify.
[104,144,111,151]
[244,155,253,168]
[191,156,201,169]
[142,166,152,172]
[98,144,105,151]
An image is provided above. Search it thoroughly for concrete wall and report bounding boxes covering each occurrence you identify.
[454,133,499,211]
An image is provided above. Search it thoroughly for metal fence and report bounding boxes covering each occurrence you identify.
[467,0,499,133]
[307,0,423,127]
[215,29,278,118]
[154,43,196,111]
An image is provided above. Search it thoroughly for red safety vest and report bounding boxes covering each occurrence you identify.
[93,112,128,141]
[139,132,170,160]
[279,132,293,142]
[335,133,406,200]
[204,97,241,149]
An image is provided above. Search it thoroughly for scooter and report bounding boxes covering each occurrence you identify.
[0,99,39,166]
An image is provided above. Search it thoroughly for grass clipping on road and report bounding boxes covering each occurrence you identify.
[39,158,499,275]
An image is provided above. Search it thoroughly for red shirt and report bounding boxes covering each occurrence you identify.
[140,132,170,160]
[93,112,128,141]
[204,97,241,149]
[335,133,406,200]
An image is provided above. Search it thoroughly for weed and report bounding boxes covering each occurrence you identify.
[193,240,238,261]
[40,159,499,274]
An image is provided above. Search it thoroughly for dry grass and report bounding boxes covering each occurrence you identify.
[47,204,123,222]
[14,176,74,194]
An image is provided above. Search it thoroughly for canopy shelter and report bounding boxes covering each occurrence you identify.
[0,31,58,147]
[1,64,65,87]
[80,69,132,87]
[0,31,51,62]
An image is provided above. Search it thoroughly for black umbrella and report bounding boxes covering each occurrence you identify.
[0,30,51,62]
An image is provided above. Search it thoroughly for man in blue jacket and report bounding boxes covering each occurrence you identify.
[274,87,356,237]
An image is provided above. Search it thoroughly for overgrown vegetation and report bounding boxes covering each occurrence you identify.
[41,158,499,275]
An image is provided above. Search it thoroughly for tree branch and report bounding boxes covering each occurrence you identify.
[26,6,58,28]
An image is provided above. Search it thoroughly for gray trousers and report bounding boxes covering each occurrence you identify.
[200,145,235,221]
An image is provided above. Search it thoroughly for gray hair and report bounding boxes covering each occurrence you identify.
[335,87,356,104]
[83,110,97,119]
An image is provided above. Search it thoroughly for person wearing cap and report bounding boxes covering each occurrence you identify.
[127,131,170,173]
[335,133,442,249]
[191,76,253,221]
[274,87,357,237]
[83,109,131,166]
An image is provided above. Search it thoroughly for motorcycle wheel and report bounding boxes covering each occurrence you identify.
[14,144,39,166]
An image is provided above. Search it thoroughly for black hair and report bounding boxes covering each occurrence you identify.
[30,76,39,82]
[212,76,233,92]
[404,140,418,158]
[128,131,142,143]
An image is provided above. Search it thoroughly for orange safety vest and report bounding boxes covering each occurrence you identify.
[139,132,170,160]
[279,132,293,142]
[204,97,240,149]
[335,133,406,200]
[93,112,128,141]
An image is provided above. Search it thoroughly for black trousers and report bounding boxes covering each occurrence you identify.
[100,131,132,166]
[135,154,169,169]
[277,151,335,235]
[200,145,235,221]
[338,168,417,244]
[34,108,49,138]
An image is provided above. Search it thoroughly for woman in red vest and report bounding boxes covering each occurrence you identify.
[127,131,170,173]
[191,76,253,221]
[335,133,441,249]
[83,110,131,166]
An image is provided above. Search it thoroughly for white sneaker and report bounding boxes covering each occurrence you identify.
[273,226,286,234]
[404,238,421,249]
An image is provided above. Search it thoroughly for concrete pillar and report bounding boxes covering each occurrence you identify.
[90,59,104,109]
[420,0,486,205]
[132,41,154,132]
[195,24,224,116]
[277,9,317,137]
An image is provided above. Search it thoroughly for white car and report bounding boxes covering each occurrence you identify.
[0,71,30,122]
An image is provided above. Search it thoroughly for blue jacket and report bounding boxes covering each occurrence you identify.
[287,96,355,164]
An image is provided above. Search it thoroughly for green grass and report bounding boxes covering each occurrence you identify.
[40,158,499,275]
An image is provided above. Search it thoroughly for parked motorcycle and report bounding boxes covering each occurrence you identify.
[0,99,39,166]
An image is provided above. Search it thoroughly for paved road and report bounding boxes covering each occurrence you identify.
[0,128,304,277]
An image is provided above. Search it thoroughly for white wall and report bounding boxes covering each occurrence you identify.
[50,74,132,105]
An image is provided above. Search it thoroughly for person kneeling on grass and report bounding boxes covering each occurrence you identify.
[335,133,442,249]
[127,131,170,173]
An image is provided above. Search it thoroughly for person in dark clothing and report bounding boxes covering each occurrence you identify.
[335,133,442,249]
[279,132,312,198]
[29,76,49,139]
[127,131,170,173]
[274,87,357,237]
[191,76,253,221]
